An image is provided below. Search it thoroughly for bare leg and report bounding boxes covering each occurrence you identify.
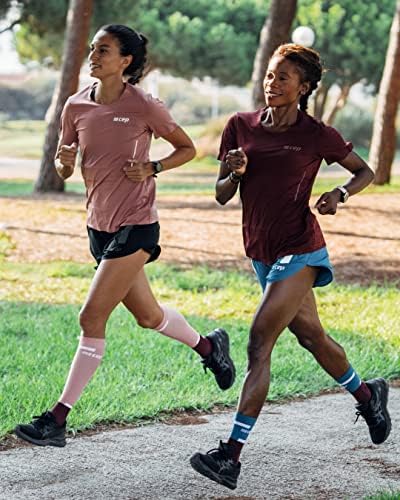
[121,268,164,328]
[237,266,318,417]
[288,289,349,378]
[79,250,150,338]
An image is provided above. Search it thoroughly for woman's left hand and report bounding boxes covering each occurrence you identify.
[314,189,341,215]
[123,160,154,182]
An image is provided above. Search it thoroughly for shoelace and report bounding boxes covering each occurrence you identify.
[32,413,53,426]
[354,408,383,426]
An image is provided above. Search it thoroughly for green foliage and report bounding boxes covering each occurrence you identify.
[297,0,395,90]
[334,103,400,150]
[334,104,374,149]
[10,0,266,85]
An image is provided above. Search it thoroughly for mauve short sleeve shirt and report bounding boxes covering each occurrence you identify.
[218,109,353,265]
[59,83,178,232]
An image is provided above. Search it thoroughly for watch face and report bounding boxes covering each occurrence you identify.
[153,161,162,173]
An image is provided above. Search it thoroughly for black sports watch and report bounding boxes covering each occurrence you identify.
[151,161,163,175]
[336,185,349,203]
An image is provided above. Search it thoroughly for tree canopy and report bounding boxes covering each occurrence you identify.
[296,0,395,91]
[7,0,266,86]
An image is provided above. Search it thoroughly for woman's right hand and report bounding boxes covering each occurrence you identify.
[58,142,78,169]
[55,142,78,180]
[226,147,248,176]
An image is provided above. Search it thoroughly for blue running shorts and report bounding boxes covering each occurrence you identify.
[252,246,333,292]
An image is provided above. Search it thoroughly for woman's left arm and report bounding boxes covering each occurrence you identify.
[315,151,374,215]
[124,126,196,181]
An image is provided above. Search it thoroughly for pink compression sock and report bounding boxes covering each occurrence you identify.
[58,336,105,408]
[154,305,200,348]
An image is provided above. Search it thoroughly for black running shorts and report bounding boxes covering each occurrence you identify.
[87,222,161,266]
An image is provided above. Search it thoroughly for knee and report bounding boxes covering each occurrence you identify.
[247,327,273,367]
[79,305,106,332]
[136,314,161,330]
[291,324,327,352]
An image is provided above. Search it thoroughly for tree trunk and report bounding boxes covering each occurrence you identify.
[369,1,400,185]
[34,0,93,192]
[323,83,352,125]
[312,83,329,120]
[251,0,297,110]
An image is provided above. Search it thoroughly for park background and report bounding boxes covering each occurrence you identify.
[0,2,399,497]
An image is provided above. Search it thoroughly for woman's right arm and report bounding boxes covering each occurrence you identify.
[55,142,78,180]
[215,148,248,205]
[54,100,78,180]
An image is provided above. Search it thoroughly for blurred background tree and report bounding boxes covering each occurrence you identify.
[296,0,395,122]
[10,0,265,86]
[368,0,400,185]
[0,0,399,188]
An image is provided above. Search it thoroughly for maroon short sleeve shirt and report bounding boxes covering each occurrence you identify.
[218,110,353,265]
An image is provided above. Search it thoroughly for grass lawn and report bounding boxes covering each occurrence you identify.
[364,493,400,500]
[0,120,46,158]
[1,171,400,198]
[0,261,399,440]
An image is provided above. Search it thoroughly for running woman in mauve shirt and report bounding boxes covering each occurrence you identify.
[190,43,391,490]
[15,24,235,448]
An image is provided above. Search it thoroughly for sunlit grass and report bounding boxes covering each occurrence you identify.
[1,173,399,198]
[1,261,399,439]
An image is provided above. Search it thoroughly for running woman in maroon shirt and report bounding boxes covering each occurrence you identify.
[14,24,235,448]
[190,44,391,490]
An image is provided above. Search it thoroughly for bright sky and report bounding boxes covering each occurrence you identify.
[0,29,25,74]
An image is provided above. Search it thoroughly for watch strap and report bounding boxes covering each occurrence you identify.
[336,185,349,203]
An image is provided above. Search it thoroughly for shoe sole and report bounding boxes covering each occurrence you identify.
[214,329,236,391]
[14,426,66,447]
[190,453,237,490]
[372,378,392,445]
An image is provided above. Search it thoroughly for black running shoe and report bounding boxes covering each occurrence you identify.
[190,441,241,490]
[355,378,391,444]
[202,328,236,390]
[15,411,66,447]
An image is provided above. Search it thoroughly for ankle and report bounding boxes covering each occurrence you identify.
[353,382,372,405]
[193,335,212,358]
[50,402,70,426]
[227,438,243,462]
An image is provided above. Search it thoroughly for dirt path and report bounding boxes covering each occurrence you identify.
[1,388,399,499]
[1,192,399,286]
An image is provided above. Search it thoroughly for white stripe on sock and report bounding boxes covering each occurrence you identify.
[158,319,169,332]
[80,346,96,353]
[234,420,251,429]
[340,372,355,387]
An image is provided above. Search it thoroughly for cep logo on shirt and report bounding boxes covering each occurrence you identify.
[283,145,302,152]
[113,117,130,123]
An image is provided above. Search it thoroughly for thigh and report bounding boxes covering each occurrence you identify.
[82,249,150,321]
[251,265,319,347]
